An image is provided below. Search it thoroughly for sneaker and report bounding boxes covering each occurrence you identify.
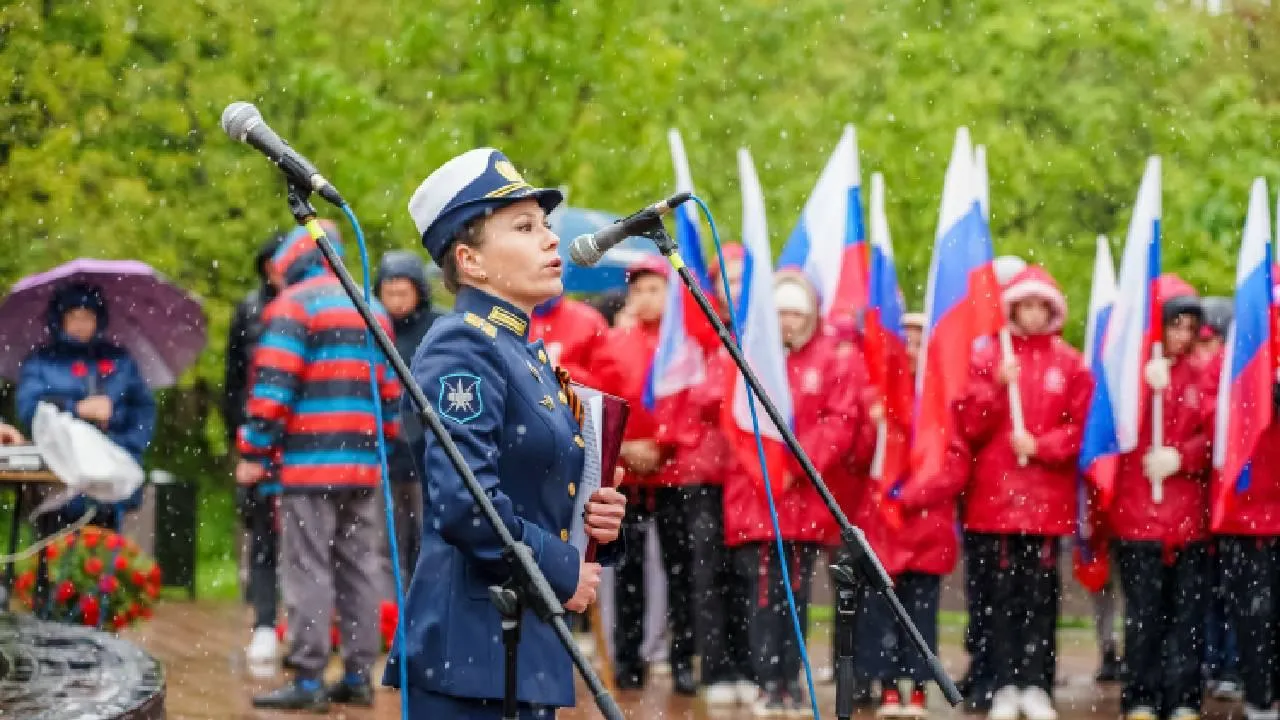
[574,631,595,659]
[877,688,905,718]
[1168,708,1200,720]
[988,685,1021,720]
[737,679,763,705]
[904,687,929,719]
[650,659,673,677]
[252,678,329,712]
[1019,686,1058,720]
[1212,679,1244,703]
[1123,706,1158,720]
[245,627,278,679]
[1245,705,1280,720]
[753,686,787,718]
[786,682,815,718]
[704,682,739,707]
[325,678,374,707]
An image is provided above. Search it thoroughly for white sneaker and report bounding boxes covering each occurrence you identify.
[245,627,278,678]
[704,682,738,707]
[573,632,595,659]
[988,685,1021,720]
[737,680,763,705]
[1168,707,1200,720]
[1018,686,1058,720]
[1245,705,1279,720]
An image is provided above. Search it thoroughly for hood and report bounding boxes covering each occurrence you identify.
[256,232,286,282]
[1156,273,1202,325]
[626,254,669,283]
[1001,265,1067,335]
[47,282,108,346]
[774,269,821,349]
[376,250,433,313]
[995,255,1028,288]
[271,220,343,287]
[709,244,746,284]
[1199,296,1232,338]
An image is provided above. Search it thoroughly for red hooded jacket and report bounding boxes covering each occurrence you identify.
[593,320,673,488]
[654,344,734,487]
[954,266,1093,536]
[722,325,862,546]
[530,297,608,389]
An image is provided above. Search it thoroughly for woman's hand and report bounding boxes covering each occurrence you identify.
[564,561,602,613]
[76,395,112,426]
[235,460,266,486]
[621,439,661,474]
[584,487,626,544]
[0,422,25,445]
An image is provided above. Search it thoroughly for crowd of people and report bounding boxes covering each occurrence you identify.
[208,202,1280,720]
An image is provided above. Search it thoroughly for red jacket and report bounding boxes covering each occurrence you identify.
[722,327,862,546]
[1109,353,1213,545]
[530,298,608,389]
[593,321,672,488]
[954,333,1092,536]
[1216,420,1280,536]
[654,345,733,487]
[891,437,968,576]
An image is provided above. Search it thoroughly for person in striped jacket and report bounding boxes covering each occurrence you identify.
[235,222,402,712]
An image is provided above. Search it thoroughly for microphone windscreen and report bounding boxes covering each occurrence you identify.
[221,102,261,140]
[568,234,601,267]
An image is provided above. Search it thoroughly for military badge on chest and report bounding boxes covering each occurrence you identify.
[438,372,483,424]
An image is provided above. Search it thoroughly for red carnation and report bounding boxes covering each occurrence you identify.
[111,614,126,631]
[84,557,103,576]
[15,571,35,594]
[113,555,130,573]
[65,535,77,548]
[147,566,162,583]
[130,570,146,587]
[145,584,158,599]
[330,623,341,649]
[105,534,124,551]
[97,359,116,376]
[45,542,60,561]
[99,576,119,594]
[83,533,100,549]
[80,595,100,626]
[139,606,153,620]
[55,580,76,604]
[71,361,88,378]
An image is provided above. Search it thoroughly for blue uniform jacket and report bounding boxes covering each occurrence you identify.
[384,286,622,709]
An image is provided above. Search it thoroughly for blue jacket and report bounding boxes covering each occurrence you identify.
[383,286,622,709]
[17,286,156,515]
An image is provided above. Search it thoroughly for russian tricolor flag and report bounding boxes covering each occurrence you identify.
[1073,235,1117,592]
[1212,178,1274,529]
[644,129,713,410]
[777,125,867,320]
[723,147,793,486]
[864,172,910,488]
[1079,157,1162,508]
[912,128,1003,482]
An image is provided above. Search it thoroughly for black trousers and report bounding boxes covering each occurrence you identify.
[966,532,1060,692]
[613,486,695,677]
[685,485,751,684]
[854,572,941,684]
[239,487,279,630]
[963,531,995,699]
[734,541,818,691]
[1116,540,1208,715]
[1220,536,1280,708]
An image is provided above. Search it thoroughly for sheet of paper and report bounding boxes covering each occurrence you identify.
[568,392,605,556]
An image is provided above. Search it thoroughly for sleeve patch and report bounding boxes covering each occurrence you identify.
[438,372,484,423]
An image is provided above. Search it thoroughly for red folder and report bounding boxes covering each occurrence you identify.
[570,383,630,562]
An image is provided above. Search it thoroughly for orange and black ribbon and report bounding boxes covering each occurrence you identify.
[554,366,584,427]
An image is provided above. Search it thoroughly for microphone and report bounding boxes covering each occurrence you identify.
[220,101,345,207]
[568,192,692,266]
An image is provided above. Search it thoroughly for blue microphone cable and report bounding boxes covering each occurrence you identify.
[692,195,821,718]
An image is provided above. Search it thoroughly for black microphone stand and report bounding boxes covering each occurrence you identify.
[284,183,623,720]
[622,209,963,719]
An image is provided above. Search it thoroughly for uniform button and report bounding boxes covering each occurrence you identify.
[568,483,576,497]
[560,529,569,542]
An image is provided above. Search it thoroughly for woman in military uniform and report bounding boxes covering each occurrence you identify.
[384,148,627,718]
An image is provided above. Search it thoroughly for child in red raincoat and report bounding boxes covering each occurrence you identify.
[953,265,1092,720]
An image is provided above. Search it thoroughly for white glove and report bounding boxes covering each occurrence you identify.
[1142,446,1181,482]
[1144,357,1171,391]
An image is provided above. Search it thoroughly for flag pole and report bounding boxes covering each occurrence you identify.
[999,328,1030,466]
[1150,341,1165,503]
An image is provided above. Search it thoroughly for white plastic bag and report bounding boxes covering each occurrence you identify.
[32,401,144,507]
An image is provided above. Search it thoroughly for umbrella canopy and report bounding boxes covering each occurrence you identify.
[0,259,207,388]
[549,206,661,295]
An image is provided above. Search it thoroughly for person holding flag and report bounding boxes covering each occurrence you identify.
[529,293,609,388]
[1111,273,1214,720]
[952,264,1091,720]
[1212,178,1279,720]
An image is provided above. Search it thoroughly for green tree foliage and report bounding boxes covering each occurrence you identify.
[3,0,1279,434]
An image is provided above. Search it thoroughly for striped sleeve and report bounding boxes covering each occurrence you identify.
[238,296,308,463]
[377,311,403,441]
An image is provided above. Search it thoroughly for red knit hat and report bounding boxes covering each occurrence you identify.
[1002,265,1067,334]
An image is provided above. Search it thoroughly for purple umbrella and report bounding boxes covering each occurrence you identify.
[0,259,207,388]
